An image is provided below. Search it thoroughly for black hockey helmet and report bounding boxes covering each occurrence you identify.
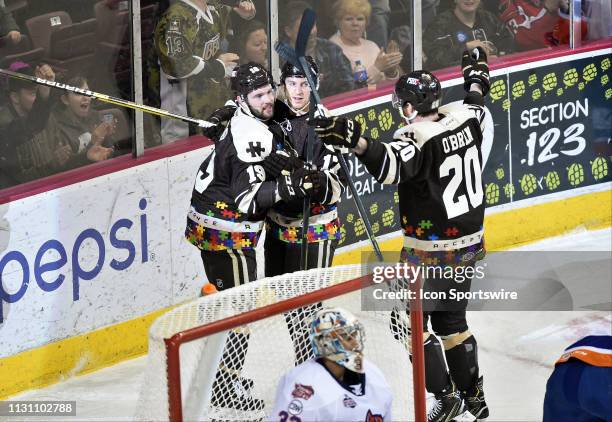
[230,62,275,97]
[392,70,442,114]
[280,56,320,89]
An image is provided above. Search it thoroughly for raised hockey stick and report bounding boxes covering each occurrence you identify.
[293,9,317,270]
[0,67,215,128]
[276,41,384,263]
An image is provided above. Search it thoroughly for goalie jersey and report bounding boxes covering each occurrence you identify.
[359,100,489,265]
[269,359,392,422]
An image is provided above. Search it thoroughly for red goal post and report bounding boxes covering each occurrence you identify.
[136,264,426,421]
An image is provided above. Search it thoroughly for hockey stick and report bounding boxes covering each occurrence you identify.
[279,36,426,422]
[293,9,317,270]
[276,40,384,263]
[0,68,215,128]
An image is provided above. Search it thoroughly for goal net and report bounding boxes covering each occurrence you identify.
[135,264,419,421]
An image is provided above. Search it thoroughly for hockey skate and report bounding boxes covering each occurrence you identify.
[462,376,489,420]
[210,371,265,412]
[427,383,464,422]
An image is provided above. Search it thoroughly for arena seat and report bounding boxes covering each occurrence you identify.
[25,11,72,54]
[0,34,45,69]
[46,18,97,73]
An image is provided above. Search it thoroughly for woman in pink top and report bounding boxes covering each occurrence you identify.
[329,0,402,86]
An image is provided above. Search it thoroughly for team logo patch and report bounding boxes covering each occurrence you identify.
[169,17,181,32]
[343,394,356,408]
[349,383,363,396]
[287,400,303,415]
[365,409,384,422]
[203,33,221,61]
[456,31,468,43]
[291,383,314,400]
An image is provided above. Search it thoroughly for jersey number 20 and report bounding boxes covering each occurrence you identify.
[440,145,483,219]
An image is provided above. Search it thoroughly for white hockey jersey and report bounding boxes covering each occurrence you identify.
[269,359,393,422]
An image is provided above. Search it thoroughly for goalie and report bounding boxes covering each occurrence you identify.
[269,307,393,421]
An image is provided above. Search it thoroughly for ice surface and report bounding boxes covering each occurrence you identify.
[8,227,611,421]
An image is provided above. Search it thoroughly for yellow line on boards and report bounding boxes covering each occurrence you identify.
[1,189,609,398]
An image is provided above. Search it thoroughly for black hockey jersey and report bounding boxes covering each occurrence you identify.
[185,108,285,251]
[267,102,344,244]
[359,100,489,265]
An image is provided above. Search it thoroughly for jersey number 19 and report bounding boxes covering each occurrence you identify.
[440,145,483,219]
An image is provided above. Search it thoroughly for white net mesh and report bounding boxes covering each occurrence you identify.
[135,264,414,421]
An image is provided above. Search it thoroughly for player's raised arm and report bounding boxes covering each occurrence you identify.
[461,46,491,123]
[308,71,445,185]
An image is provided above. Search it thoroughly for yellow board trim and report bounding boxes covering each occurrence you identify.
[1,189,610,399]
[335,189,612,264]
[0,308,169,399]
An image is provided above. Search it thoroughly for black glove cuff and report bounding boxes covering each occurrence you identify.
[464,90,485,106]
[463,78,490,97]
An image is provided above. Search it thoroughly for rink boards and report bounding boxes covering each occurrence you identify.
[0,46,610,398]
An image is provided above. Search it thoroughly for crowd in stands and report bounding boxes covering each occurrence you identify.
[0,0,610,189]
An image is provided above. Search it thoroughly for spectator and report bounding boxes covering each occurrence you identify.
[231,19,268,67]
[548,0,589,45]
[423,0,514,70]
[329,0,403,86]
[281,1,355,97]
[0,62,55,189]
[367,0,390,48]
[152,0,255,143]
[0,0,21,45]
[586,0,612,40]
[39,75,115,172]
[498,0,562,51]
[367,0,439,47]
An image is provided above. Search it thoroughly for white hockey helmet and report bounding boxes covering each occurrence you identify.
[310,307,365,373]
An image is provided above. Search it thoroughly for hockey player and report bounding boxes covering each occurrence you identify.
[153,0,256,142]
[269,307,393,421]
[196,57,344,365]
[185,62,317,412]
[543,335,612,421]
[266,58,345,365]
[266,58,343,276]
[308,48,493,421]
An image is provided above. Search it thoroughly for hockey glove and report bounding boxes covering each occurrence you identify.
[276,168,311,202]
[201,104,237,141]
[462,47,490,96]
[308,116,362,150]
[262,150,304,178]
[303,170,327,203]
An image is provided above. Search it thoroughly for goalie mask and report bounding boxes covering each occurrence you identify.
[310,307,365,373]
[230,62,276,120]
[392,70,442,123]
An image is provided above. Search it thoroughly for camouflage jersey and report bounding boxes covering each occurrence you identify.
[153,0,232,119]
